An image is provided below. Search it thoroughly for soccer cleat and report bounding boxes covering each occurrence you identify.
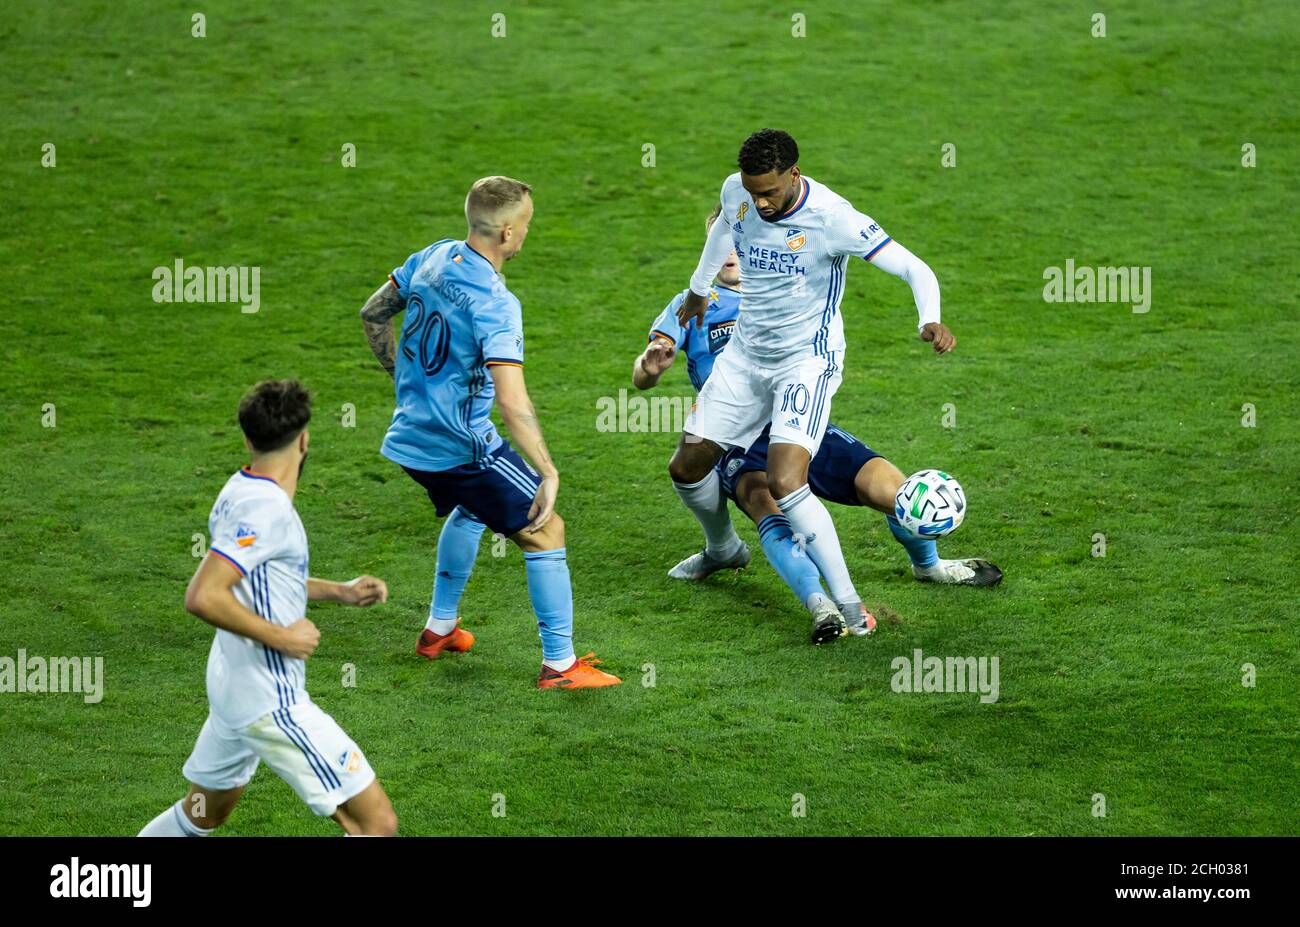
[416,621,476,660]
[844,602,878,637]
[810,600,848,645]
[912,558,1004,587]
[537,652,622,689]
[667,541,751,581]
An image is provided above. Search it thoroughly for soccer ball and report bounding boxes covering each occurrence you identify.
[894,469,966,538]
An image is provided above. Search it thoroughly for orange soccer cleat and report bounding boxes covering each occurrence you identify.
[416,621,475,660]
[536,652,622,689]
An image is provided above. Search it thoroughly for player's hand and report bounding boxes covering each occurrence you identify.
[526,474,559,534]
[920,322,955,354]
[277,619,321,660]
[341,575,389,607]
[676,290,708,328]
[642,339,676,376]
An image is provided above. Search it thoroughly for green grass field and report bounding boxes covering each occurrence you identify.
[1,0,1297,836]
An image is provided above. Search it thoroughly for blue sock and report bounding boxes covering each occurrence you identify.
[758,514,826,607]
[429,507,486,625]
[886,514,938,568]
[524,548,575,664]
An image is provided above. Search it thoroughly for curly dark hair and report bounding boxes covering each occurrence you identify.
[737,128,799,176]
[238,378,312,452]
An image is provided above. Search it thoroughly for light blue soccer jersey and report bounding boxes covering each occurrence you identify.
[381,240,524,472]
[647,284,740,391]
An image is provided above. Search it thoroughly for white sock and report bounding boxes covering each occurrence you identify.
[424,616,457,635]
[138,799,212,837]
[776,485,859,605]
[672,471,741,558]
[804,591,832,613]
[543,654,576,672]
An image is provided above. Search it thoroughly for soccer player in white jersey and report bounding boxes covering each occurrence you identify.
[139,380,398,836]
[669,129,962,642]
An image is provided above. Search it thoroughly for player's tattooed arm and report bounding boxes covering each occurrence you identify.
[359,280,406,378]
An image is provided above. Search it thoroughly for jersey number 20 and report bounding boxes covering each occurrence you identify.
[401,295,450,376]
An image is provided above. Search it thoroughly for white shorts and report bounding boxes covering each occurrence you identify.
[685,340,843,457]
[182,699,376,817]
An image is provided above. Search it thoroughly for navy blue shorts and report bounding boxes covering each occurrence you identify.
[401,440,541,537]
[719,423,879,508]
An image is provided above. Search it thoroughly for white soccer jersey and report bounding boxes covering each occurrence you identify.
[205,467,310,729]
[690,173,899,363]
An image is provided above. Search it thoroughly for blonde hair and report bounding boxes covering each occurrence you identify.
[465,175,533,236]
[706,202,723,232]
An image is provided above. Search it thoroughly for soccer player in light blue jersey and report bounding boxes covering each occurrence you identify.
[360,176,620,689]
[634,207,1002,644]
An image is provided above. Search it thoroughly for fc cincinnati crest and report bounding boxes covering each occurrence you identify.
[785,228,806,251]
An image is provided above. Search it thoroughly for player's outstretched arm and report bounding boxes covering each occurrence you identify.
[308,576,389,606]
[678,204,732,327]
[185,554,320,660]
[359,280,406,377]
[489,363,559,532]
[868,240,955,354]
[632,337,676,390]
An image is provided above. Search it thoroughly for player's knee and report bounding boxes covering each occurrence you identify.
[766,467,806,501]
[668,437,719,485]
[542,513,565,547]
[667,450,701,485]
[187,787,238,830]
[514,513,565,552]
[366,805,398,837]
[736,473,777,518]
[858,457,905,509]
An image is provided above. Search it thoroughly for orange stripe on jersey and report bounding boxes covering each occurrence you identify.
[485,360,523,368]
[388,274,400,291]
[209,547,247,576]
[649,330,677,346]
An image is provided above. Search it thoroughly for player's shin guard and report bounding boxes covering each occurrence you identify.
[428,507,486,634]
[775,485,859,606]
[138,799,212,837]
[886,514,938,569]
[672,470,742,559]
[757,514,826,608]
[524,548,576,671]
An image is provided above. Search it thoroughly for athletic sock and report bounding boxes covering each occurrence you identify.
[757,514,826,609]
[886,514,939,568]
[427,507,486,634]
[672,470,742,559]
[775,485,859,605]
[524,548,576,670]
[138,799,212,837]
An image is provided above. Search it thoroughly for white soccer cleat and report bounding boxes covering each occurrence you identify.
[667,541,751,581]
[912,558,1003,587]
[843,602,878,636]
